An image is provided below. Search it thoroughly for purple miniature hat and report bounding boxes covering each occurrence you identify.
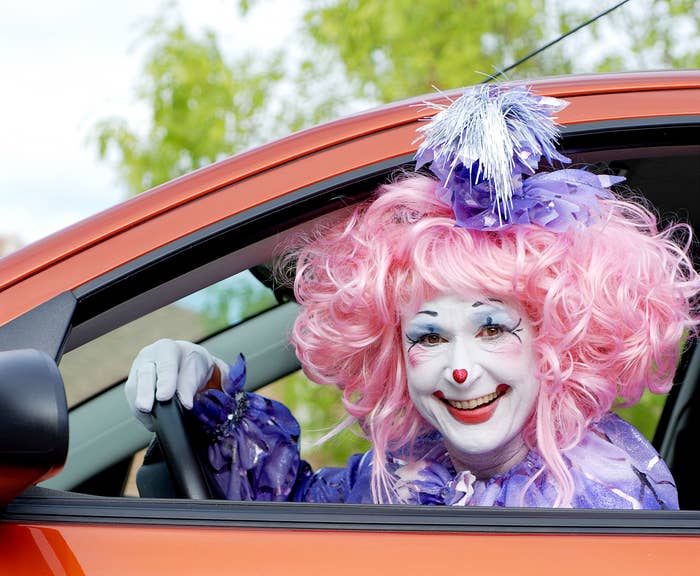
[415,84,624,232]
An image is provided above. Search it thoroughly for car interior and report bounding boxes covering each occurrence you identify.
[17,115,700,512]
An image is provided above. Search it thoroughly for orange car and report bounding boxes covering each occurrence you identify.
[1,71,699,575]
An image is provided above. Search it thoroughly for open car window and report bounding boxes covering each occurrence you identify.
[59,270,278,408]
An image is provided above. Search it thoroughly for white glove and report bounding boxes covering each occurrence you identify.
[125,339,229,431]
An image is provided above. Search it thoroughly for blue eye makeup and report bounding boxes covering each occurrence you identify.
[406,324,436,340]
[405,323,446,349]
[471,307,524,342]
[404,302,524,348]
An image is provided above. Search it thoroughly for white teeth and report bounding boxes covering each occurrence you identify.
[446,390,502,410]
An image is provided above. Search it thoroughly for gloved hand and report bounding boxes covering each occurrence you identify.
[125,339,229,431]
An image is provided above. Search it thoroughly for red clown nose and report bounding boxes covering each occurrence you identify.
[452,369,468,383]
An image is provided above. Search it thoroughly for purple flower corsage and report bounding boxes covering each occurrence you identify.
[192,354,301,501]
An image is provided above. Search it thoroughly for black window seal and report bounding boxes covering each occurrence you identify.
[69,155,413,332]
[561,115,699,151]
[3,493,700,534]
[0,291,76,361]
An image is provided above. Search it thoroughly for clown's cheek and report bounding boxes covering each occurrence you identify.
[406,347,432,369]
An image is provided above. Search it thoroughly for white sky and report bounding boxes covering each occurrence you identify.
[0,0,302,249]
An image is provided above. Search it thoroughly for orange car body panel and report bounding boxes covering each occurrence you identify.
[1,71,699,325]
[2,523,699,576]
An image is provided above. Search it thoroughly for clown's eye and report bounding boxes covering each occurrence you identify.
[476,324,504,339]
[418,333,447,346]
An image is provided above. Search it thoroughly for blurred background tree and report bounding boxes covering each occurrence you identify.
[95,0,699,193]
[95,0,698,464]
[93,14,283,193]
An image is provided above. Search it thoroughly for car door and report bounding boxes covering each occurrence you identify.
[1,72,700,575]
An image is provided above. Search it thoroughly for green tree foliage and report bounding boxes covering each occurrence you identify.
[301,0,548,101]
[593,0,700,72]
[97,0,699,194]
[264,371,371,469]
[299,0,699,103]
[615,390,666,441]
[199,272,277,333]
[94,15,282,195]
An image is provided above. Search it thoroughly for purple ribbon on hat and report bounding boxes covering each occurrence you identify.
[436,168,623,232]
[415,84,624,232]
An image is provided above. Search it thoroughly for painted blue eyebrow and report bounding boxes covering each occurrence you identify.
[417,310,438,317]
[472,298,503,308]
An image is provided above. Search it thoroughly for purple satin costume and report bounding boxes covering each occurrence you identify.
[192,355,677,509]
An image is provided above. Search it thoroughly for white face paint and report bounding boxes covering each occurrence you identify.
[401,294,538,476]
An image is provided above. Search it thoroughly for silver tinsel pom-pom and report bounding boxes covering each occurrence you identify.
[415,84,569,224]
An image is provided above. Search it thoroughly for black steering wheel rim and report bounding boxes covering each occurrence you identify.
[152,398,214,499]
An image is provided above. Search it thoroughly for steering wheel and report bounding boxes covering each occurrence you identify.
[151,398,215,499]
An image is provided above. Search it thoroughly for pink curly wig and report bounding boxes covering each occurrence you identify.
[289,173,700,506]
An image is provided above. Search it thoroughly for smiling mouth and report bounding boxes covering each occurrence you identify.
[434,384,510,425]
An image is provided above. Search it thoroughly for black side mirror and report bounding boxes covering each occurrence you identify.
[0,349,68,505]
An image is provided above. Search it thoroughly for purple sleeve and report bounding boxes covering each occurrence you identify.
[191,354,368,503]
[291,452,373,504]
[565,413,678,510]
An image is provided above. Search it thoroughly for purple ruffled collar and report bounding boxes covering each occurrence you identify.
[390,435,543,506]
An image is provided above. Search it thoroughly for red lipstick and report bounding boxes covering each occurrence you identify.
[434,384,510,425]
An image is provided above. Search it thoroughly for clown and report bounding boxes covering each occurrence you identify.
[127,85,698,508]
